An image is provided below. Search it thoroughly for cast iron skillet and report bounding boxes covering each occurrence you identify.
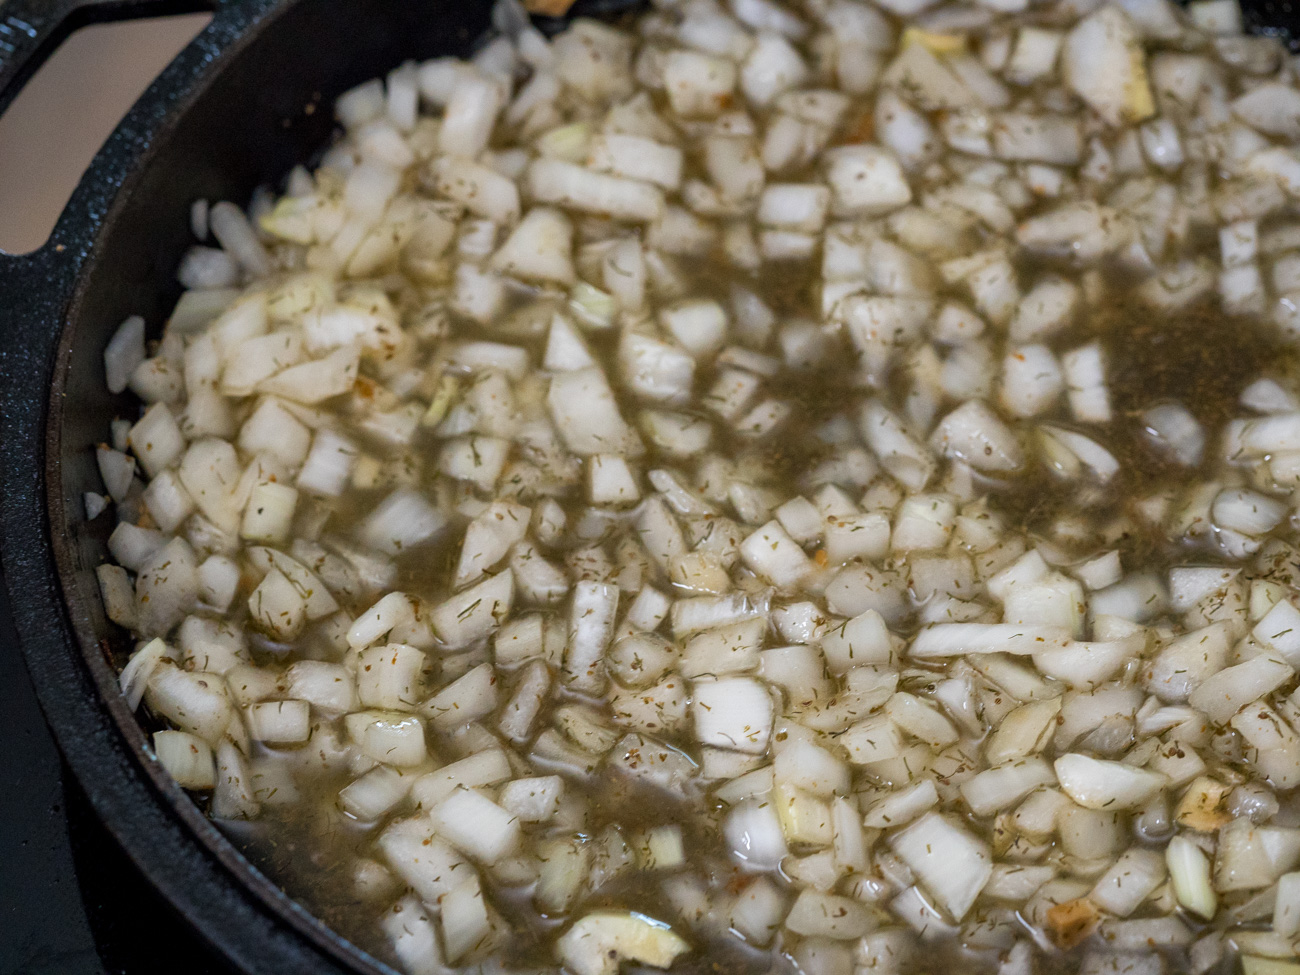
[2,0,1300,972]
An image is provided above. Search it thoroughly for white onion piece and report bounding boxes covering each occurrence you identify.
[1167,835,1217,920]
[1089,848,1167,917]
[491,206,575,284]
[563,581,618,694]
[890,812,992,921]
[1137,402,1204,467]
[556,912,688,975]
[930,400,1022,471]
[874,91,938,171]
[960,759,1055,817]
[434,155,520,223]
[145,664,233,745]
[1000,345,1063,418]
[104,315,147,395]
[691,677,773,754]
[412,749,512,810]
[439,71,502,158]
[724,798,788,870]
[211,739,259,820]
[97,564,138,628]
[1275,873,1300,939]
[135,537,199,638]
[441,876,491,964]
[379,818,467,906]
[350,711,427,767]
[910,623,1069,658]
[1253,600,1300,669]
[663,49,737,118]
[209,201,270,277]
[728,877,785,946]
[739,520,813,588]
[1211,488,1287,536]
[1240,412,1300,455]
[260,343,359,405]
[356,643,425,711]
[246,700,311,743]
[862,779,938,828]
[824,145,912,216]
[1061,7,1154,127]
[1233,83,1300,140]
[1054,754,1167,810]
[1041,426,1120,483]
[1017,202,1128,263]
[860,402,935,491]
[189,198,209,239]
[153,729,215,790]
[96,445,136,503]
[1230,703,1300,790]
[1061,343,1111,424]
[359,488,447,556]
[993,113,1081,165]
[1033,636,1140,690]
[129,404,186,479]
[499,775,564,823]
[119,638,171,710]
[1011,278,1077,342]
[429,572,513,651]
[784,890,872,939]
[379,895,443,975]
[548,366,641,456]
[528,158,664,222]
[430,787,520,863]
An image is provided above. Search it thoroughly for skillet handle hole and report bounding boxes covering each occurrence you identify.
[0,12,211,256]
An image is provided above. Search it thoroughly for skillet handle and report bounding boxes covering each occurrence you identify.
[0,0,208,120]
[0,0,213,334]
[0,0,81,119]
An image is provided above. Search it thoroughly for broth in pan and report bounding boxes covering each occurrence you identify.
[93,1,1300,972]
